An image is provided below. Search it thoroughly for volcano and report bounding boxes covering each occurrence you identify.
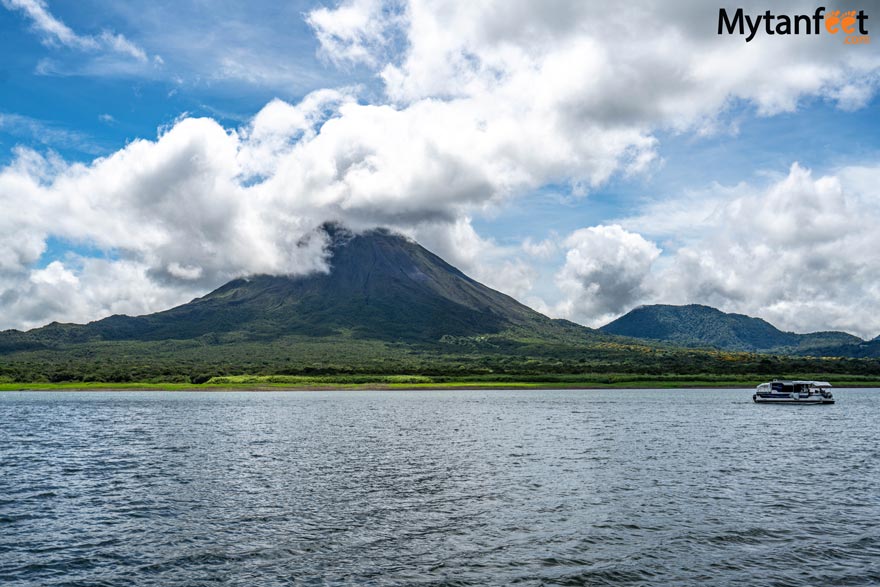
[2,225,590,349]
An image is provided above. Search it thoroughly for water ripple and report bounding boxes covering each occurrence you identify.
[1,388,878,586]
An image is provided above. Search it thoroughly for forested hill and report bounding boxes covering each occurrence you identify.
[600,304,880,356]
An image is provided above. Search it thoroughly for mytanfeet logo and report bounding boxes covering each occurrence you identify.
[718,7,870,43]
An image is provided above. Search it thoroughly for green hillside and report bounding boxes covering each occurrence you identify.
[600,304,878,356]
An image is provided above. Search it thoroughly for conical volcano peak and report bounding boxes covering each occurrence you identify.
[19,227,576,345]
[316,223,422,265]
[318,221,356,246]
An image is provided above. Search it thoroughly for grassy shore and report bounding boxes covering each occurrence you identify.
[3,373,880,391]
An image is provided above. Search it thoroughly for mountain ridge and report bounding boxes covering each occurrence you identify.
[600,303,878,356]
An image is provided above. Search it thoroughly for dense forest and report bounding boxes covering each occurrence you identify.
[2,332,880,384]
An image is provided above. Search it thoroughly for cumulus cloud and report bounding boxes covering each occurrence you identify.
[307,0,401,67]
[2,0,880,331]
[551,226,661,327]
[2,115,335,285]
[0,258,209,331]
[615,163,880,338]
[316,0,880,117]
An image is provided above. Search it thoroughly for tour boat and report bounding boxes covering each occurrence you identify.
[753,380,834,404]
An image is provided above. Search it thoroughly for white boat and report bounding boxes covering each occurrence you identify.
[753,380,834,404]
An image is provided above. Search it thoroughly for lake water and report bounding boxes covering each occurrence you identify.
[1,388,878,586]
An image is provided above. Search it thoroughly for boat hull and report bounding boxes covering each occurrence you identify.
[753,394,834,404]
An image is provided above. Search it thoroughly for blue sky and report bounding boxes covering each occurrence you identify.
[2,0,880,336]
[0,0,346,162]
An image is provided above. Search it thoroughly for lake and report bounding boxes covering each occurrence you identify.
[1,388,878,586]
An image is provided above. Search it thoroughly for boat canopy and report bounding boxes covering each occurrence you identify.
[758,379,832,392]
[763,380,832,390]
[792,380,832,387]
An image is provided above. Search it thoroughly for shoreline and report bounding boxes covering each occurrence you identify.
[4,381,880,392]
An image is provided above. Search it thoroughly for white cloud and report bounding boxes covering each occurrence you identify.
[522,236,558,260]
[30,261,78,286]
[166,262,203,281]
[92,1,346,90]
[320,0,880,118]
[551,225,661,327]
[2,0,92,49]
[2,0,152,62]
[0,257,210,330]
[612,163,880,339]
[2,0,880,333]
[98,30,147,62]
[0,112,102,154]
[307,0,400,67]
[0,113,336,329]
